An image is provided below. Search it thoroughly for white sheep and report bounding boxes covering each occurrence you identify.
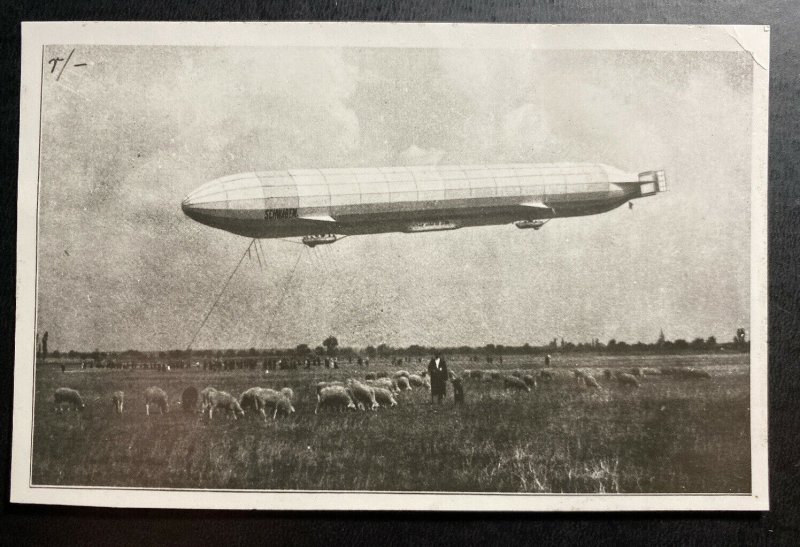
[207,390,244,420]
[111,390,124,415]
[199,386,218,416]
[280,387,294,402]
[522,374,537,389]
[373,387,398,408]
[617,373,640,388]
[395,376,412,391]
[407,374,426,387]
[365,377,398,393]
[392,370,410,379]
[54,387,85,412]
[315,385,357,414]
[145,386,169,415]
[347,379,379,411]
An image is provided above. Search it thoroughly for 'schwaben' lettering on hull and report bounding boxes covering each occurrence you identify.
[264,208,298,220]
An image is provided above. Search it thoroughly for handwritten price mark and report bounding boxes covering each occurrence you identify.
[47,48,87,81]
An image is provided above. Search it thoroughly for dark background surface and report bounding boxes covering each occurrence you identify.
[0,1,798,545]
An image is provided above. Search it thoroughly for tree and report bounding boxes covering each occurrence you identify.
[314,345,326,356]
[706,336,717,347]
[323,335,339,356]
[365,345,377,358]
[656,329,666,347]
[734,328,746,345]
[377,343,390,356]
[295,344,311,355]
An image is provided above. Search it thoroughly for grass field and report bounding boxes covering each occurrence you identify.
[30,353,750,493]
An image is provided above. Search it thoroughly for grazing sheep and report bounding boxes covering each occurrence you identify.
[315,380,344,395]
[145,387,169,415]
[181,387,198,414]
[407,374,426,387]
[365,372,377,380]
[239,387,266,413]
[111,391,124,415]
[641,367,661,376]
[583,374,601,389]
[503,376,531,392]
[392,370,410,379]
[365,377,397,393]
[376,371,389,379]
[617,373,640,388]
[280,387,295,402]
[452,376,465,405]
[539,370,554,381]
[256,388,295,420]
[207,390,244,420]
[373,387,398,408]
[522,374,537,389]
[396,376,412,391]
[315,385,357,414]
[200,387,218,415]
[347,379,379,411]
[53,387,85,412]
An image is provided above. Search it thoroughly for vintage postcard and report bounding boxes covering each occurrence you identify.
[12,22,769,510]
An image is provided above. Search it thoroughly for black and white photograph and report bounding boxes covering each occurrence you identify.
[11,22,769,511]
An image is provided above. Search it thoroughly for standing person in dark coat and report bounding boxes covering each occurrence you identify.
[427,351,449,404]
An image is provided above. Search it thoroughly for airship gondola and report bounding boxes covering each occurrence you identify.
[182,163,666,242]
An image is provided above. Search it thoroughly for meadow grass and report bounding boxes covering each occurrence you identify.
[30,353,750,493]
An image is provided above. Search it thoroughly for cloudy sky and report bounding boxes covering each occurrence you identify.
[35,45,753,351]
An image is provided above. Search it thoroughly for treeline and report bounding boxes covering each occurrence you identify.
[43,334,749,363]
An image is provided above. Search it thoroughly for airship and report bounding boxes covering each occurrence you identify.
[182,163,666,246]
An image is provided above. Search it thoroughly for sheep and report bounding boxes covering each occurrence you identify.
[365,377,397,392]
[407,374,426,387]
[111,391,124,415]
[376,371,389,379]
[522,374,537,389]
[199,387,218,415]
[373,387,398,408]
[315,380,344,395]
[145,387,169,415]
[503,376,531,392]
[280,387,295,402]
[392,370,410,379]
[251,388,295,420]
[539,370,554,381]
[617,373,640,388]
[603,369,614,380]
[53,387,85,412]
[207,390,245,420]
[630,367,643,377]
[181,387,198,414]
[239,387,266,414]
[347,379,379,411]
[365,372,377,380]
[469,370,484,380]
[583,374,601,389]
[315,385,357,414]
[396,376,412,391]
[641,367,661,376]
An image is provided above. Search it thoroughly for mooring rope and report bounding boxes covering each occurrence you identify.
[185,239,255,351]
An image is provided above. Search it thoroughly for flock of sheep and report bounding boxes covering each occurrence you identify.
[50,364,712,418]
